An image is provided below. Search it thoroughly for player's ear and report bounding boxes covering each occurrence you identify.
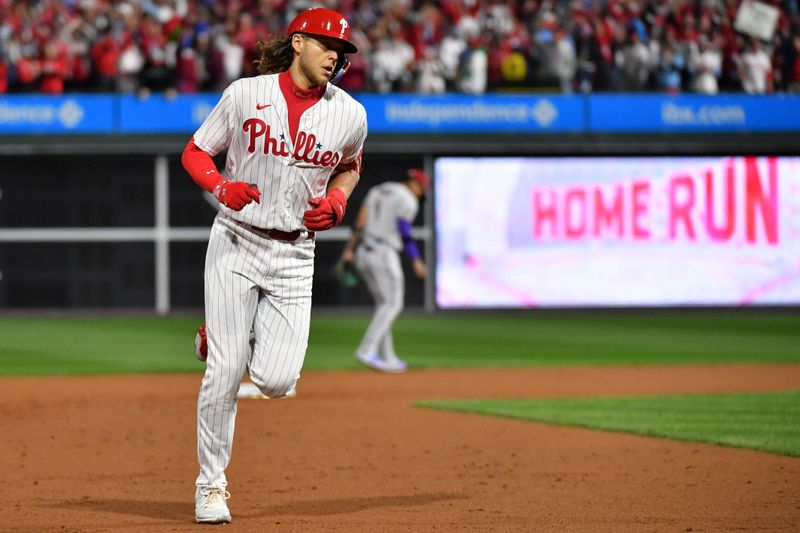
[291,34,304,55]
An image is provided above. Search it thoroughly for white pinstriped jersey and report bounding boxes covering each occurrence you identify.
[362,182,418,251]
[193,74,368,231]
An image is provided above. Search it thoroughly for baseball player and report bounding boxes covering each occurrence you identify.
[340,169,430,372]
[181,8,366,524]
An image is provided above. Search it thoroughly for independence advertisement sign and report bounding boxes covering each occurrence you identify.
[435,156,800,308]
[356,94,584,133]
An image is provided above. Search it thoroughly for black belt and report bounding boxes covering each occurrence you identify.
[266,228,314,241]
[249,226,314,242]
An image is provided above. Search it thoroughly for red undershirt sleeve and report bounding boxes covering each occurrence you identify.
[181,138,222,193]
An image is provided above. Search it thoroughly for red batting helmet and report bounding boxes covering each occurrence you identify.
[408,168,431,191]
[288,8,358,53]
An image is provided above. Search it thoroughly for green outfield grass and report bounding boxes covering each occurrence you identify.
[417,390,800,457]
[0,311,798,376]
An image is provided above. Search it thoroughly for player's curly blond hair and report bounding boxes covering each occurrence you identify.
[255,35,294,75]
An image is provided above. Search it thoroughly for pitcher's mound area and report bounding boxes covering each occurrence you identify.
[2,364,799,532]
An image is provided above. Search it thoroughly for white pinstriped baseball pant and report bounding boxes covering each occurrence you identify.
[197,214,314,489]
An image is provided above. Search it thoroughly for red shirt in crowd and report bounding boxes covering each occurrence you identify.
[91,35,120,77]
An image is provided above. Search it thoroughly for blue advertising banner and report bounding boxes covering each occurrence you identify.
[589,94,800,133]
[355,94,585,133]
[119,93,221,133]
[0,95,115,133]
[0,93,798,135]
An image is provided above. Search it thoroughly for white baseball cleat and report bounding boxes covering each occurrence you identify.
[237,382,268,399]
[355,352,388,371]
[356,353,407,373]
[195,486,231,524]
[382,358,408,373]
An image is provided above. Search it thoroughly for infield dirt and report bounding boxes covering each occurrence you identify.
[2,364,799,532]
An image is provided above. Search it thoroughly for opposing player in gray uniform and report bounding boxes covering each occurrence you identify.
[181,8,367,524]
[340,169,430,372]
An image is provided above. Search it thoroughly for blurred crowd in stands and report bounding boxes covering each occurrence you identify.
[1,0,798,95]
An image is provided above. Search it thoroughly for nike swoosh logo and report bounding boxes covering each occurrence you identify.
[256,103,271,110]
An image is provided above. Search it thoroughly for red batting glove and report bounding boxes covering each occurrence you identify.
[303,188,347,231]
[214,179,261,211]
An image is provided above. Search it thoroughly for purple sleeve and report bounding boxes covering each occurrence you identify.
[397,219,420,260]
